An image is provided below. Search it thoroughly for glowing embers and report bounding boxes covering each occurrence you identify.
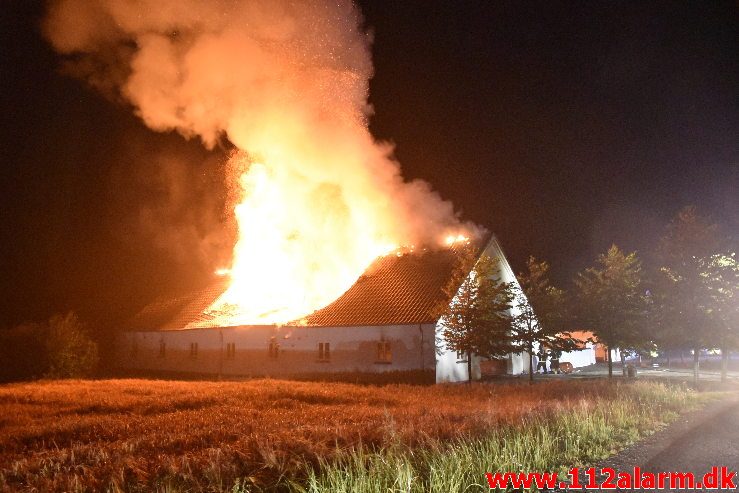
[444,234,470,246]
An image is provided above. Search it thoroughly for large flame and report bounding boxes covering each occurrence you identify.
[43,0,477,326]
[204,156,398,325]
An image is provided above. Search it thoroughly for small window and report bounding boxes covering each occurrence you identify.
[190,342,198,358]
[318,342,330,362]
[158,341,166,358]
[456,350,467,362]
[268,338,279,359]
[225,342,235,359]
[376,340,392,363]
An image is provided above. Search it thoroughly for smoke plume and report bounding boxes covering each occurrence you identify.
[44,0,472,323]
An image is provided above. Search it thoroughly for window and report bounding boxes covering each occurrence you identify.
[158,341,166,358]
[190,342,198,358]
[268,338,279,359]
[376,340,392,363]
[318,342,330,362]
[456,350,467,362]
[225,342,236,359]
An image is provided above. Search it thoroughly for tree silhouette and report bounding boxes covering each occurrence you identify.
[575,245,647,378]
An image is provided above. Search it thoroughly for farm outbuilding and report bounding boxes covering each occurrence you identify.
[117,235,533,383]
[554,330,598,370]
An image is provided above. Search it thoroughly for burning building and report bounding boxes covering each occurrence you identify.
[117,235,532,383]
[43,0,539,383]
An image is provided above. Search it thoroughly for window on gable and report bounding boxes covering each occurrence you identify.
[158,341,166,358]
[268,338,279,359]
[318,342,330,362]
[376,340,392,363]
[190,342,198,358]
[225,342,236,359]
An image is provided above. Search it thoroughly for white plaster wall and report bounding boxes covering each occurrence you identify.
[560,344,597,368]
[610,347,622,362]
[118,323,436,377]
[434,328,481,383]
[509,352,530,374]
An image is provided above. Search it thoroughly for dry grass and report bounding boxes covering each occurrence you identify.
[0,378,699,492]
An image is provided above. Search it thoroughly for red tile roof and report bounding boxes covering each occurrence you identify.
[299,247,460,326]
[126,278,229,331]
[126,237,491,330]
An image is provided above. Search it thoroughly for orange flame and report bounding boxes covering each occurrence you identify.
[203,155,400,325]
[202,153,474,326]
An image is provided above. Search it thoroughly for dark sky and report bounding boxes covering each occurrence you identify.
[0,1,736,328]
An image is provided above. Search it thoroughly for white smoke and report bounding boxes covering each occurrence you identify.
[44,0,476,322]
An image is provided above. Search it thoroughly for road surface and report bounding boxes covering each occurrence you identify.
[585,396,739,492]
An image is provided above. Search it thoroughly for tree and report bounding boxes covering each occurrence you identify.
[45,312,99,378]
[510,257,579,383]
[701,253,738,382]
[646,273,691,369]
[574,245,647,378]
[657,206,725,383]
[434,247,514,383]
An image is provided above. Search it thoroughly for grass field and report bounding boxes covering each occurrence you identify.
[0,378,705,492]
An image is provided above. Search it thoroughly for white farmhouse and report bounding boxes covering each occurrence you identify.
[117,235,533,383]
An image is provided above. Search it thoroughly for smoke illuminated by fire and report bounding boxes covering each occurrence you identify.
[44,0,478,324]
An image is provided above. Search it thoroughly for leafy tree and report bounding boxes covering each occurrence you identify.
[435,247,514,382]
[510,257,579,383]
[657,206,726,382]
[574,245,647,378]
[645,273,691,368]
[701,252,738,381]
[45,312,99,378]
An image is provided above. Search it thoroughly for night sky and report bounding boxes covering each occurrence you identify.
[1,1,736,328]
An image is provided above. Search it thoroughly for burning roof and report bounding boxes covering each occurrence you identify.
[126,235,494,331]
[300,247,460,326]
[125,278,231,331]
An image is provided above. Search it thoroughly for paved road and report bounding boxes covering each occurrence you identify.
[642,404,739,487]
[569,363,739,382]
[587,397,739,492]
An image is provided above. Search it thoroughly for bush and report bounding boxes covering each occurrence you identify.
[45,312,99,378]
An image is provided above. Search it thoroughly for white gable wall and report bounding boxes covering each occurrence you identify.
[488,237,531,376]
[435,342,482,383]
[434,236,532,383]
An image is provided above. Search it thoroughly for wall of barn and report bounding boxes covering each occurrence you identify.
[117,323,436,377]
[434,337,530,382]
[434,237,534,383]
[434,334,480,383]
[560,344,597,368]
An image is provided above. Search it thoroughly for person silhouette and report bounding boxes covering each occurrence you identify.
[536,348,548,374]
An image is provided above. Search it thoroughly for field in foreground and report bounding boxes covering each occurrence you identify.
[0,378,706,492]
